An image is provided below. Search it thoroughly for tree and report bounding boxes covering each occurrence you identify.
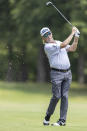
[0,0,16,81]
[71,0,87,84]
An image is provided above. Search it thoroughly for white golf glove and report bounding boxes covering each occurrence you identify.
[75,30,80,38]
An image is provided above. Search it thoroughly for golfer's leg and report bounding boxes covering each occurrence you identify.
[46,95,59,116]
[60,71,72,121]
[46,74,62,116]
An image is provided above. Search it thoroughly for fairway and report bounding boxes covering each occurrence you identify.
[0,82,87,131]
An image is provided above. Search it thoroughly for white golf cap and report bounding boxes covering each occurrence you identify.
[40,27,50,36]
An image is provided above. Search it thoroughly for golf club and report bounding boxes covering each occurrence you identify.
[46,1,73,27]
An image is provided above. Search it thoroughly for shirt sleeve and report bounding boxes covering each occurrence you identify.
[65,45,70,51]
[44,43,61,56]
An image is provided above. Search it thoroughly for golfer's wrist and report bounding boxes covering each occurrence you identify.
[74,37,79,42]
[71,32,75,36]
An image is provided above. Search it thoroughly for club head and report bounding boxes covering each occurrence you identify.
[46,1,53,6]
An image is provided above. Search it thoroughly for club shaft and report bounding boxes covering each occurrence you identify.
[52,4,73,27]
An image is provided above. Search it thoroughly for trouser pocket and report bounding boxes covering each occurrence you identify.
[52,80,62,99]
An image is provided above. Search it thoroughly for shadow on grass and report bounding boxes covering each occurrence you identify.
[69,88,87,97]
[0,82,87,97]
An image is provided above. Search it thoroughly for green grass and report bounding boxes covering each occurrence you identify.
[0,82,87,131]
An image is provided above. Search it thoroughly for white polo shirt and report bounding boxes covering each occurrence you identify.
[44,40,70,70]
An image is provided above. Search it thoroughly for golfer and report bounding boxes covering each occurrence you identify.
[40,27,80,126]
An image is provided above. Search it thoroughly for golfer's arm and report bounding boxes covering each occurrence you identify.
[67,37,79,52]
[60,33,74,48]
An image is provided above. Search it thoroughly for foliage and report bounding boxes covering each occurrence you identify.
[0,0,87,82]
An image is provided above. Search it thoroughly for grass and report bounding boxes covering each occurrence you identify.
[0,81,87,131]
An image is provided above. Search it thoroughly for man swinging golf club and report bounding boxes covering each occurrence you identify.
[40,26,80,126]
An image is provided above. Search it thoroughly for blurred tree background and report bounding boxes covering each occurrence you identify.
[0,0,87,84]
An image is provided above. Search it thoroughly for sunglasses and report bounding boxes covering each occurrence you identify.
[43,31,51,38]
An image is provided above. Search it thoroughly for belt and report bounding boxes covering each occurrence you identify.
[51,67,70,72]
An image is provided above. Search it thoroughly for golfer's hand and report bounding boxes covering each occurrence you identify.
[73,27,80,38]
[72,27,78,35]
[75,30,80,38]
